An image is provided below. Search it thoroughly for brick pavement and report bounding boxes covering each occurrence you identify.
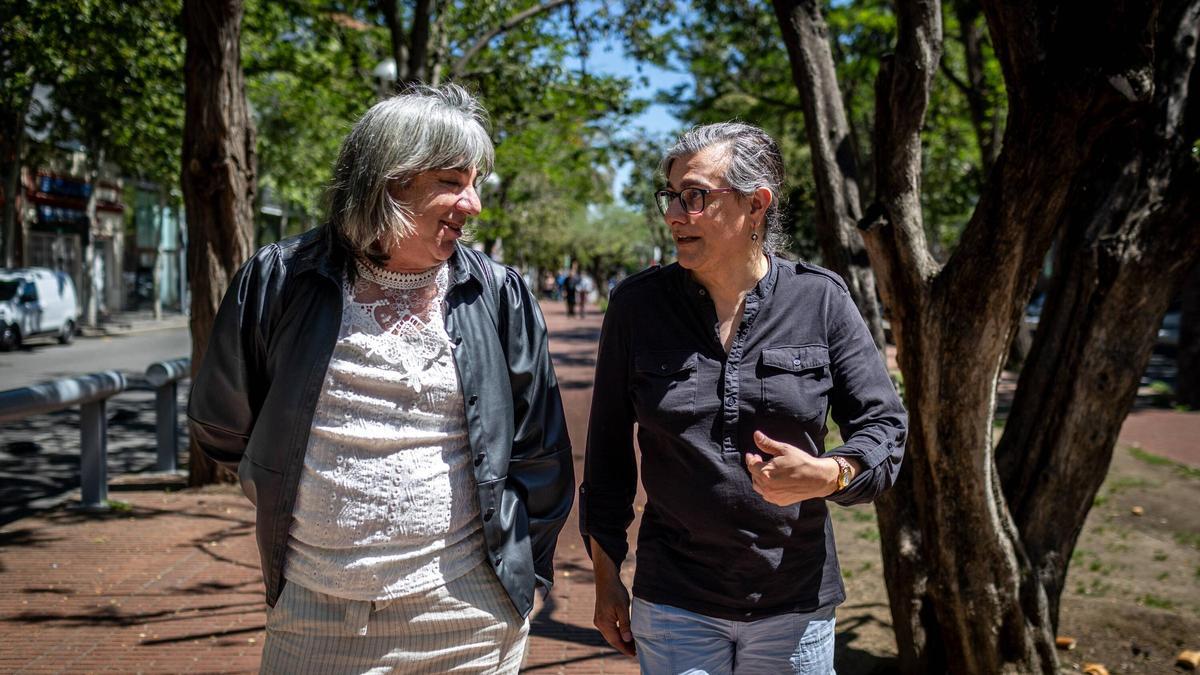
[0,299,637,674]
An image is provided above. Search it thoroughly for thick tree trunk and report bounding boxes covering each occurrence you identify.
[1,91,30,268]
[855,1,1198,673]
[771,0,887,352]
[182,0,257,487]
[996,0,1200,629]
[1178,261,1200,408]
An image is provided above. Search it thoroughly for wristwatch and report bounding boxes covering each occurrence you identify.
[832,456,853,492]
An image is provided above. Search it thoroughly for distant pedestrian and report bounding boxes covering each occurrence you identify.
[189,84,573,674]
[577,273,595,318]
[563,267,578,317]
[580,122,907,673]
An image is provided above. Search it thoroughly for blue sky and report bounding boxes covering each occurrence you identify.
[567,33,693,200]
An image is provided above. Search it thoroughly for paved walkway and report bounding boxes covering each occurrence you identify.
[1,299,1195,673]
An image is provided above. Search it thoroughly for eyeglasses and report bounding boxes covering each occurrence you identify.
[654,187,738,215]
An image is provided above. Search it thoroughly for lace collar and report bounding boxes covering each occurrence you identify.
[355,259,445,290]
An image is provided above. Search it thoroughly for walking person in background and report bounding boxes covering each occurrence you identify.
[580,122,907,674]
[564,265,578,317]
[577,272,595,318]
[189,84,574,674]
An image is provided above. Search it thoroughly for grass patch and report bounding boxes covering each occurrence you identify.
[1138,594,1175,610]
[857,527,880,543]
[1104,476,1156,494]
[1174,531,1200,550]
[1128,446,1200,480]
[103,499,133,512]
[852,510,874,523]
[1153,550,1168,562]
[824,415,844,451]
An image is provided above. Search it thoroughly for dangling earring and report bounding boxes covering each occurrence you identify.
[751,232,759,241]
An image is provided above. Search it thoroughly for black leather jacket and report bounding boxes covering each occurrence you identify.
[187,226,574,617]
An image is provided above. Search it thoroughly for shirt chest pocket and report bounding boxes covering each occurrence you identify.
[759,345,831,423]
[632,350,699,423]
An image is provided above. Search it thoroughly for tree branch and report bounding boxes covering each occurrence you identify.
[451,0,575,79]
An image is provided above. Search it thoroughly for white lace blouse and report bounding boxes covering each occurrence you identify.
[284,259,486,600]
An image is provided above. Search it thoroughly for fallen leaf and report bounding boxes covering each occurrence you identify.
[1131,505,1144,516]
[1082,663,1109,675]
[1178,650,1200,670]
[1055,636,1076,650]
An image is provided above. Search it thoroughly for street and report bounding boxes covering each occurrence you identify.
[0,326,190,391]
[0,325,191,524]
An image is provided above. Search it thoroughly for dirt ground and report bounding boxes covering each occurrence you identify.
[829,443,1200,674]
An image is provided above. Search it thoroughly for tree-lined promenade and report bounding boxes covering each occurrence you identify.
[2,1,1198,673]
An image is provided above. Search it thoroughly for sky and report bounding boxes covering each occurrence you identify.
[569,33,693,200]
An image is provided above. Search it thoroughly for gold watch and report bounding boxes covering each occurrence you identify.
[832,456,853,492]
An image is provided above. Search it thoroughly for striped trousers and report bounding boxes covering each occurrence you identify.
[260,562,529,674]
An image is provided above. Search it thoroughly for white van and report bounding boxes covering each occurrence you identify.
[0,268,80,350]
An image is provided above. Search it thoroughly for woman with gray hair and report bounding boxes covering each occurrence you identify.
[580,122,906,673]
[189,84,574,673]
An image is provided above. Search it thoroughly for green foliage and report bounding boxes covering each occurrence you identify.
[243,2,382,234]
[3,0,184,185]
[660,0,1008,261]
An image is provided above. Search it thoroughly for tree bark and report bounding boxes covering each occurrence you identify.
[1178,261,1200,407]
[996,0,1200,630]
[1,88,30,268]
[405,0,433,86]
[378,0,410,88]
[771,0,888,352]
[182,0,257,487]
[850,0,1198,672]
[942,0,1000,180]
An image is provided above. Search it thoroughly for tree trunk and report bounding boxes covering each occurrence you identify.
[405,0,433,86]
[1178,261,1200,408]
[1,90,30,268]
[853,0,1198,672]
[996,0,1200,630]
[771,0,888,352]
[182,0,257,487]
[379,0,410,88]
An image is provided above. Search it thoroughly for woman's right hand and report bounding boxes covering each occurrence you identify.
[590,540,637,656]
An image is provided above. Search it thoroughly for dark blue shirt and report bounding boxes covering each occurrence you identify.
[580,256,907,620]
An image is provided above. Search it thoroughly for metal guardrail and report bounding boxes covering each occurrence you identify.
[145,358,190,473]
[0,371,127,508]
[0,357,190,510]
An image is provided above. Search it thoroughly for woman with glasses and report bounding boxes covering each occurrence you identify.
[580,122,907,673]
[189,84,573,673]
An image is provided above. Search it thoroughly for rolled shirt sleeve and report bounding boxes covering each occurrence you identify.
[822,287,907,506]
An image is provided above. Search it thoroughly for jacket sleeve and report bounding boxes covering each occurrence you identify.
[499,267,575,590]
[823,285,908,506]
[578,289,637,569]
[187,245,283,473]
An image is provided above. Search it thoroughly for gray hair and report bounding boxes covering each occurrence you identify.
[326,83,494,258]
[659,122,786,254]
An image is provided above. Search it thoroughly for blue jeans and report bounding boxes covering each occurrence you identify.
[630,597,837,675]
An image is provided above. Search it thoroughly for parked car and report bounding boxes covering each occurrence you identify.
[0,268,79,351]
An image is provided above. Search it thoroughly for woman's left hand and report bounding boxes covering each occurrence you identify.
[745,431,842,506]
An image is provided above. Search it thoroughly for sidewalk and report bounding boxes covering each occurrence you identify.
[78,309,190,338]
[1,299,1195,673]
[0,300,637,674]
